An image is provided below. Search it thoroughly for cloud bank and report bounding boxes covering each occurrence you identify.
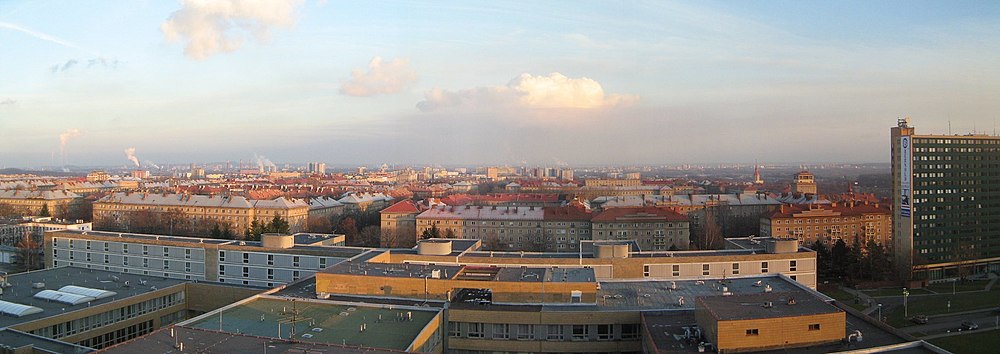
[417,73,637,112]
[161,0,303,60]
[340,56,417,97]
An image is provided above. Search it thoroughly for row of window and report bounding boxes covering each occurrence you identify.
[29,291,184,339]
[448,322,640,341]
[641,261,797,277]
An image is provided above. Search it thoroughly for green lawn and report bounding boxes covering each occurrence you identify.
[860,287,934,297]
[929,329,1000,354]
[925,280,990,293]
[886,287,1000,328]
[819,286,868,311]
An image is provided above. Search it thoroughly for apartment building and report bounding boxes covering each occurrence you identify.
[760,202,892,246]
[380,199,428,248]
[93,192,309,235]
[45,230,355,288]
[591,207,690,251]
[892,119,1000,279]
[0,189,83,217]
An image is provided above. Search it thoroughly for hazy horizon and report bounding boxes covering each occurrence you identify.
[3,1,1000,168]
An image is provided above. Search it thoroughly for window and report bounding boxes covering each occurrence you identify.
[643,265,650,277]
[493,324,510,340]
[571,290,582,303]
[267,255,274,266]
[597,324,612,341]
[468,323,484,338]
[672,265,680,277]
[547,325,564,340]
[702,264,710,276]
[243,253,249,264]
[621,324,640,340]
[516,324,534,340]
[319,258,327,268]
[185,249,191,259]
[808,324,820,331]
[572,325,589,341]
[293,256,300,267]
[789,260,797,271]
[746,329,759,336]
[267,269,274,280]
[448,322,460,337]
[142,245,148,255]
[242,267,249,277]
[732,263,740,275]
[761,262,769,273]
[219,251,225,262]
[123,244,128,253]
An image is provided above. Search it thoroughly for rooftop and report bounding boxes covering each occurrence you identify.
[696,291,841,321]
[0,328,93,354]
[183,296,439,351]
[98,325,405,354]
[0,267,187,328]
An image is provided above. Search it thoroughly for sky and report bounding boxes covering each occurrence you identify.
[2,0,1000,168]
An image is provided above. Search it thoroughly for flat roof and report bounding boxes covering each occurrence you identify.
[325,261,464,279]
[0,328,93,354]
[697,291,841,321]
[0,267,187,328]
[292,233,341,245]
[590,275,810,312]
[184,297,439,351]
[97,325,405,354]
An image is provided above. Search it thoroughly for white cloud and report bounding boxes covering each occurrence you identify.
[161,0,303,60]
[340,56,418,97]
[417,73,637,112]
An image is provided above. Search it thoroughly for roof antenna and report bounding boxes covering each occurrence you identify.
[949,119,952,135]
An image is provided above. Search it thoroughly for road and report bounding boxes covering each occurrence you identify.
[901,309,1000,338]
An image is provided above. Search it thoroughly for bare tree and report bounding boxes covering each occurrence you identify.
[15,230,42,272]
[358,225,381,247]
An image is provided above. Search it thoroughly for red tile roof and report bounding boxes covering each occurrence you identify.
[381,199,426,214]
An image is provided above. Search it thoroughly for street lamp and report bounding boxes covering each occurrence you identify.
[903,288,910,318]
[877,303,883,322]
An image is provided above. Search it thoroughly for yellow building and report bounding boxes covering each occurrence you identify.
[93,192,309,236]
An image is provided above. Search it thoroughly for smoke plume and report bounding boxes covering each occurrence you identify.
[125,147,140,167]
[58,129,82,163]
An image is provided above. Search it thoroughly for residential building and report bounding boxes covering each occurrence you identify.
[0,189,83,218]
[92,192,310,235]
[381,199,428,248]
[892,119,1000,280]
[759,202,892,246]
[591,207,690,251]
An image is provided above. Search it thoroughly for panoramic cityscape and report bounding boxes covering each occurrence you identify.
[1,1,1000,354]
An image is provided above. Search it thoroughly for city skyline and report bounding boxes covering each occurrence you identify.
[3,1,1000,167]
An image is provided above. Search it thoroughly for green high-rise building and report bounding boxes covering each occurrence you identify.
[892,118,1000,280]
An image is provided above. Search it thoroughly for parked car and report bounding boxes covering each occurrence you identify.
[961,321,979,330]
[910,315,929,324]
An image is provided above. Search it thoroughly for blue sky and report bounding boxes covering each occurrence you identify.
[2,1,1000,168]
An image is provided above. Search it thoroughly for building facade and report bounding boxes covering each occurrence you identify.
[892,119,1000,280]
[759,202,891,246]
[591,207,690,251]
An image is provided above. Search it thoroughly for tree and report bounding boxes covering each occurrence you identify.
[38,204,50,217]
[848,237,865,281]
[421,224,441,239]
[444,228,456,239]
[697,208,725,250]
[357,226,381,247]
[831,239,850,280]
[268,214,290,234]
[14,231,42,272]
[307,217,332,233]
[811,240,833,280]
[336,217,360,243]
[210,223,222,239]
[246,220,267,241]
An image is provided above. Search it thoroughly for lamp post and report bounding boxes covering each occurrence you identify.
[877,303,883,322]
[903,288,909,318]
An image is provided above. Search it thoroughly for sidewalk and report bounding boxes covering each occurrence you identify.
[838,286,881,315]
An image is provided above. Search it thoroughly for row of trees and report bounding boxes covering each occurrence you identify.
[812,238,894,283]
[307,209,383,247]
[0,201,91,221]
